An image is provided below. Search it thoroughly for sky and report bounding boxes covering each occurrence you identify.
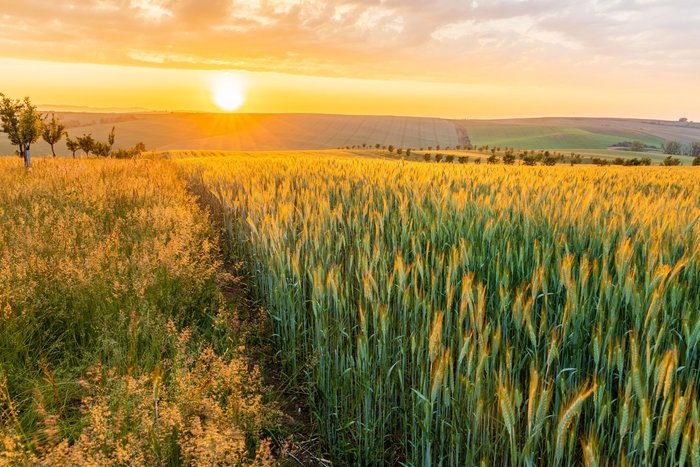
[0,0,698,119]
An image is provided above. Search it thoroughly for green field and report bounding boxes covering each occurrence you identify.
[464,123,665,150]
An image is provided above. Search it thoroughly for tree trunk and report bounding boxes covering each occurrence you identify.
[24,148,31,169]
[51,144,56,157]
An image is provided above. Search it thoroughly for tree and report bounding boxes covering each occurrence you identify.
[423,154,431,162]
[77,134,96,157]
[661,156,682,166]
[435,154,443,163]
[66,136,80,158]
[487,154,498,164]
[688,142,700,157]
[0,94,43,168]
[41,113,66,157]
[93,141,112,157]
[458,156,468,164]
[629,140,646,152]
[693,156,700,166]
[662,141,682,155]
[388,145,395,153]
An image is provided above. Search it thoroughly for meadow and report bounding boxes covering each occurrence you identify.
[179,153,700,465]
[0,158,277,465]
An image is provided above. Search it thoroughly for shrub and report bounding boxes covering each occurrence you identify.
[662,156,682,166]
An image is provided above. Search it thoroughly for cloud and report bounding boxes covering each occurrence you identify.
[0,0,698,84]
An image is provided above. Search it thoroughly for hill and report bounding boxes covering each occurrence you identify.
[459,117,700,150]
[2,113,699,160]
[0,112,460,156]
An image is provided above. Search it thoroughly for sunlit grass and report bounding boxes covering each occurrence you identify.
[0,158,276,465]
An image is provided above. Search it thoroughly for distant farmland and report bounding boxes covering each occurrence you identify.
[0,112,460,156]
[2,113,699,160]
[460,117,700,150]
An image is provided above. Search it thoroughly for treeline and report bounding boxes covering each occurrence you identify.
[661,140,700,157]
[341,141,700,166]
[339,143,471,153]
[0,94,146,168]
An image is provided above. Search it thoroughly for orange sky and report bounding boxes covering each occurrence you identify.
[1,0,698,119]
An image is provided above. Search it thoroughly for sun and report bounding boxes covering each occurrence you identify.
[211,74,246,112]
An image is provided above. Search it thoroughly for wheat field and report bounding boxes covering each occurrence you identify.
[180,153,700,465]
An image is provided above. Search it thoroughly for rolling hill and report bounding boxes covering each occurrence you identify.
[1,113,699,160]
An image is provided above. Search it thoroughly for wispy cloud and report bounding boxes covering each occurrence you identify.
[0,0,697,84]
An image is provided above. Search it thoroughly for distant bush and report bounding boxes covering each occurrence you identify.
[592,158,609,166]
[569,154,582,165]
[502,151,516,165]
[458,156,468,164]
[423,154,431,162]
[113,142,147,159]
[445,155,455,163]
[662,155,682,166]
[435,154,443,163]
[542,154,559,166]
[693,155,700,166]
[610,140,655,152]
[522,155,537,166]
[487,154,498,164]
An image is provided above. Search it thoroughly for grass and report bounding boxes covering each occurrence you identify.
[180,152,700,465]
[0,158,278,465]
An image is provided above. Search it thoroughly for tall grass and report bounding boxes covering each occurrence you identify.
[0,158,276,464]
[181,153,700,465]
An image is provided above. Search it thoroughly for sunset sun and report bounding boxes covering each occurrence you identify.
[211,74,245,112]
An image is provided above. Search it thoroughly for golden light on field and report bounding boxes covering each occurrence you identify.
[211,74,246,112]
